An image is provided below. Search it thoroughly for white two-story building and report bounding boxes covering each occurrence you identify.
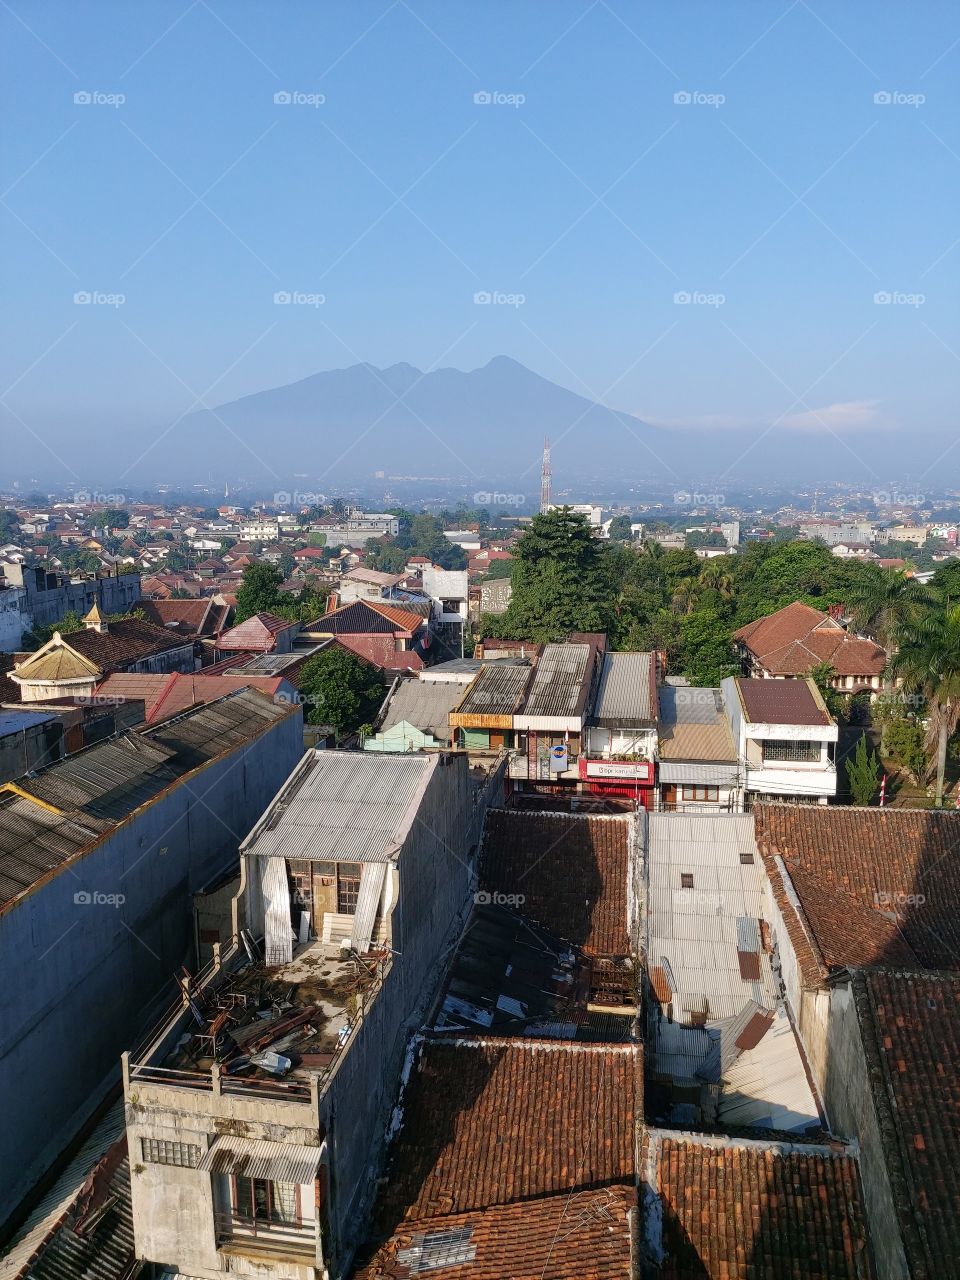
[721,676,838,805]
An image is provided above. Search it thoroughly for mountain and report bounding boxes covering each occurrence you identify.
[140,356,668,485]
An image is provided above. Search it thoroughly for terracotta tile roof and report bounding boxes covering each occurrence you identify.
[733,602,886,678]
[480,812,631,956]
[374,1038,641,1229]
[853,968,960,1277]
[305,600,424,636]
[756,804,960,981]
[215,612,295,651]
[646,1130,874,1278]
[93,672,288,723]
[14,620,189,683]
[138,598,229,637]
[354,1185,635,1279]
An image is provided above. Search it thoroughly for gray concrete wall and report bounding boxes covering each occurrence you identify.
[19,568,142,630]
[0,706,302,1229]
[821,982,909,1280]
[0,716,64,783]
[320,754,506,1271]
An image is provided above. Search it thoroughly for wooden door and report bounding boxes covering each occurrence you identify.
[311,861,337,933]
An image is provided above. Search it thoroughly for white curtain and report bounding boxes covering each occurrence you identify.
[262,856,294,966]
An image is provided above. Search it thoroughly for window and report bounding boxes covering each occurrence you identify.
[141,1138,201,1168]
[680,873,694,889]
[761,739,821,763]
[739,851,754,865]
[681,785,718,802]
[233,1176,301,1226]
[397,1227,477,1274]
[337,863,361,914]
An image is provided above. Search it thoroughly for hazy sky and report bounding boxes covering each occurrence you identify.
[2,1,958,482]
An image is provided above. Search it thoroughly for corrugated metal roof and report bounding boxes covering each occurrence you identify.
[1,1102,131,1280]
[658,687,737,762]
[198,1136,323,1184]
[521,643,590,719]
[0,689,293,911]
[658,761,741,784]
[244,750,435,864]
[380,679,463,740]
[454,663,533,717]
[591,652,656,727]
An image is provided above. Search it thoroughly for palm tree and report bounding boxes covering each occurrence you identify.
[846,566,927,649]
[697,560,734,599]
[888,603,960,806]
[847,568,930,750]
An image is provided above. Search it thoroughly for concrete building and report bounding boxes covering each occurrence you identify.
[722,676,838,804]
[656,685,741,812]
[10,605,196,702]
[0,563,141,652]
[121,750,503,1280]
[0,707,64,783]
[755,803,960,1280]
[580,651,658,805]
[0,688,303,1230]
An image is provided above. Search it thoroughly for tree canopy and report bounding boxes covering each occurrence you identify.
[297,645,384,738]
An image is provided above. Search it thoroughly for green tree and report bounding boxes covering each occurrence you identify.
[884,716,928,783]
[889,602,960,806]
[101,507,129,529]
[606,515,634,542]
[846,735,881,805]
[495,507,609,642]
[297,646,384,739]
[809,660,843,718]
[234,562,285,623]
[23,610,85,650]
[278,551,295,578]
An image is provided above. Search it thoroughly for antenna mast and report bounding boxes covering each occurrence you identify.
[540,436,552,513]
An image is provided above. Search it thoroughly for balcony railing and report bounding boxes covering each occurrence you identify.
[215,1211,316,1252]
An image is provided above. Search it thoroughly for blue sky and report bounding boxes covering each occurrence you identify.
[2,1,958,482]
